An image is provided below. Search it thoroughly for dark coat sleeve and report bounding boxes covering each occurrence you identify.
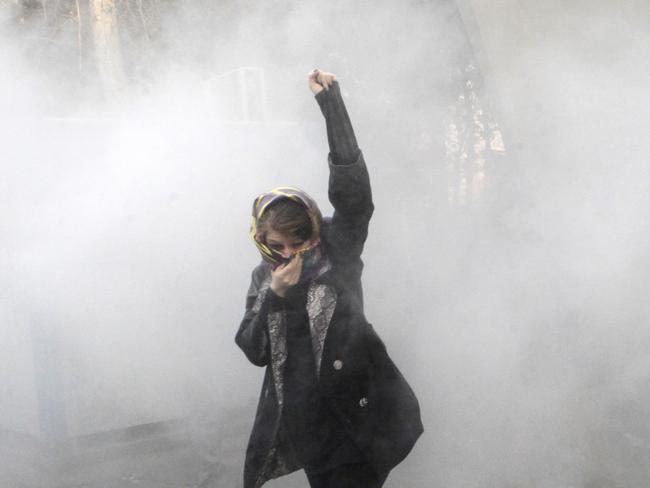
[315,81,360,165]
[235,265,280,367]
[324,153,374,307]
[316,80,374,286]
[328,153,374,261]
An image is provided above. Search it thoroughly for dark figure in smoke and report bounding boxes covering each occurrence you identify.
[236,69,423,488]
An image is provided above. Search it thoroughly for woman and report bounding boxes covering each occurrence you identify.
[236,69,423,488]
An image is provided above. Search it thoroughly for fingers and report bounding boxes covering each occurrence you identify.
[318,72,335,91]
[284,253,303,285]
[271,253,303,287]
[308,69,337,91]
[308,69,323,95]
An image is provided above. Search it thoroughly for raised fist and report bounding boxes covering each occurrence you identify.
[308,69,337,95]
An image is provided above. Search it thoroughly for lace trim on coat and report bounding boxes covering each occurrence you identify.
[267,311,287,408]
[306,282,337,375]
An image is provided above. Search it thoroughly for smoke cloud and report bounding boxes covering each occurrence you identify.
[1,0,649,486]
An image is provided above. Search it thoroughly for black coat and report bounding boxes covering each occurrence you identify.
[236,153,423,488]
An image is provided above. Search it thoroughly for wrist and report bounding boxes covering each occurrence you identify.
[270,283,287,298]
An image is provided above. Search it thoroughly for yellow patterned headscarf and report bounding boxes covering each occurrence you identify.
[250,186,322,266]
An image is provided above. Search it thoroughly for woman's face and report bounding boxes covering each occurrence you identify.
[265,229,319,260]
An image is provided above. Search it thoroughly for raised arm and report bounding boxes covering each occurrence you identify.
[309,69,360,166]
[309,70,374,296]
[309,69,372,213]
